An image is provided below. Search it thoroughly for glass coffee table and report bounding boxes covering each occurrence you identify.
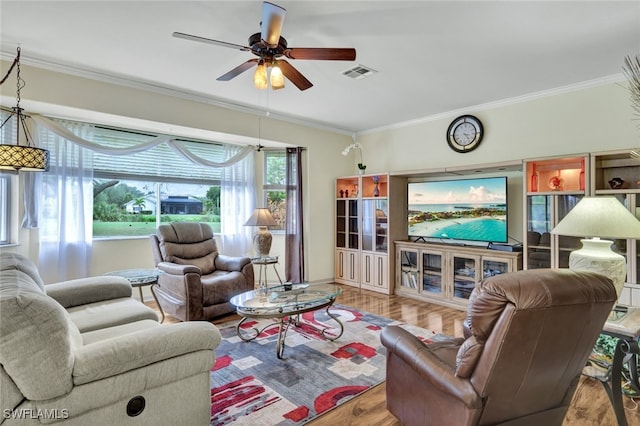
[230,283,343,359]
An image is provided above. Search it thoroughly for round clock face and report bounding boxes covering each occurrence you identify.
[446,115,484,153]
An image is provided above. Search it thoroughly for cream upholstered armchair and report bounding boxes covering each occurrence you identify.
[381,269,616,426]
[150,222,254,321]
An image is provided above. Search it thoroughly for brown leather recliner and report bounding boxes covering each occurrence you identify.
[381,269,616,426]
[150,222,254,321]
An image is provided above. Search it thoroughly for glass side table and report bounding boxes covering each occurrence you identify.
[586,307,640,426]
[251,256,284,291]
[104,268,165,323]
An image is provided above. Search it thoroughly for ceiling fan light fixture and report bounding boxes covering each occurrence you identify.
[254,60,268,89]
[270,62,285,90]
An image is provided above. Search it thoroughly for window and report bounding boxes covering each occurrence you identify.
[0,175,10,245]
[48,121,228,238]
[263,150,286,231]
[93,179,220,237]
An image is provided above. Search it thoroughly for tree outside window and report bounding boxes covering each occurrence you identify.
[264,150,286,231]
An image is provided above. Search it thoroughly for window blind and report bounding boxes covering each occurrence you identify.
[52,120,227,184]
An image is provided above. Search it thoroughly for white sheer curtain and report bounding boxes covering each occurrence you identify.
[23,114,256,281]
[35,121,94,283]
[220,145,255,257]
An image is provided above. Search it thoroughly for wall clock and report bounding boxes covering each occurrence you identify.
[446,115,484,153]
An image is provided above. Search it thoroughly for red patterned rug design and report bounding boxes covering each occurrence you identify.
[209,305,446,425]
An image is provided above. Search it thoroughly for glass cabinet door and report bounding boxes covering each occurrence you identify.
[452,255,477,300]
[422,252,443,295]
[526,195,552,269]
[348,199,359,249]
[336,200,346,248]
[482,258,509,279]
[362,200,373,252]
[362,199,388,253]
[399,249,419,290]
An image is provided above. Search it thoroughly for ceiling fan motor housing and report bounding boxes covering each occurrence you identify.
[249,32,287,60]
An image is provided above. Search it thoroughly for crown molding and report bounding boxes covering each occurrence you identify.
[0,51,354,136]
[1,51,625,137]
[360,74,625,135]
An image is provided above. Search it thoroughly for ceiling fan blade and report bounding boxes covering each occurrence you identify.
[172,32,250,51]
[284,47,356,61]
[278,60,313,91]
[261,2,286,47]
[217,59,259,81]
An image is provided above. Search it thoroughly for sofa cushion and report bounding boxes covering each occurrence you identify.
[81,319,160,345]
[0,270,82,400]
[66,298,159,333]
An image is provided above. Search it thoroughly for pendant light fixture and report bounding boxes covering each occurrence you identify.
[0,47,49,172]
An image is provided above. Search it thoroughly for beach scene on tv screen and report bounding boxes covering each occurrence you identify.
[408,177,507,243]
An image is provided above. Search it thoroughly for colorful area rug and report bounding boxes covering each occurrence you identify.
[210,304,450,425]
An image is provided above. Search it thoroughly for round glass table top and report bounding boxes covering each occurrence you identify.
[230,283,342,316]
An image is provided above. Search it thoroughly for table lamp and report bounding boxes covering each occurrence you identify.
[551,196,640,297]
[244,208,277,257]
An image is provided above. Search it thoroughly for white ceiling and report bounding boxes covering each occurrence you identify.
[1,1,639,134]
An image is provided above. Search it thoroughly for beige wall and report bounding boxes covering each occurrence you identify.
[2,60,640,286]
[1,62,352,285]
[360,83,639,174]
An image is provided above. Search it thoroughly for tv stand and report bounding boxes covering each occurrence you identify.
[395,241,522,309]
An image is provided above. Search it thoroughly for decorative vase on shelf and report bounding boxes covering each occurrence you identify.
[372,175,380,197]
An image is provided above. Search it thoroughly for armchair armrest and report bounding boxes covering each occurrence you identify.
[46,276,133,308]
[73,322,221,385]
[215,254,251,272]
[381,326,481,409]
[156,261,201,276]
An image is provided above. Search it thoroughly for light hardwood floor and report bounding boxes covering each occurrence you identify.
[152,284,640,425]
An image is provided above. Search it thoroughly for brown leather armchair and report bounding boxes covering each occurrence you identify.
[381,269,616,426]
[150,222,254,321]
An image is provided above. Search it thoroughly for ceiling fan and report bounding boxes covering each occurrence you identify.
[173,1,356,91]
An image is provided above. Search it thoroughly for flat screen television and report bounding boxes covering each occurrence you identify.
[408,176,508,244]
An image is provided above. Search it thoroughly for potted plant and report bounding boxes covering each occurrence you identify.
[342,140,366,174]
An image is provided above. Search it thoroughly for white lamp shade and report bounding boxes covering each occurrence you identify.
[244,208,277,227]
[550,196,640,239]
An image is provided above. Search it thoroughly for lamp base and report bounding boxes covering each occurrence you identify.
[253,226,273,257]
[569,238,626,297]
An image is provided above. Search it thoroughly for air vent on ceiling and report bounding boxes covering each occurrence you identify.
[341,64,377,80]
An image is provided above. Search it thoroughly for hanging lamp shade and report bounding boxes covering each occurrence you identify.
[0,144,49,172]
[0,47,49,172]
